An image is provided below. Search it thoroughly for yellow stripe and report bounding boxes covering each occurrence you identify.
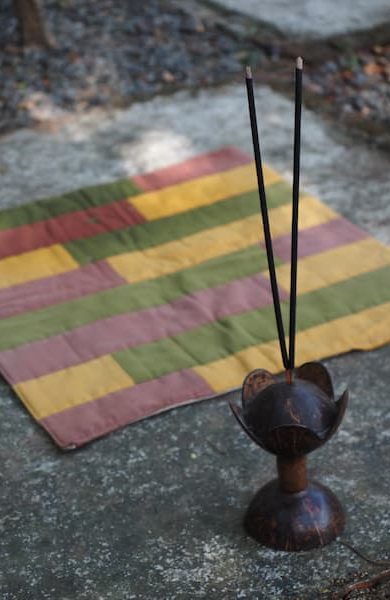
[129,163,280,220]
[294,301,390,365]
[0,245,78,289]
[274,238,390,294]
[194,302,390,392]
[109,196,337,283]
[194,341,282,392]
[15,355,134,420]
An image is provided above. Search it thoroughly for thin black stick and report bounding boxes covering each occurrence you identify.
[245,66,289,370]
[288,57,303,371]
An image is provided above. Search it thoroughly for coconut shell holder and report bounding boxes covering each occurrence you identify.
[230,362,348,552]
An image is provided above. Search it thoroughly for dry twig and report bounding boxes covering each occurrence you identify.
[340,539,390,567]
[331,568,390,599]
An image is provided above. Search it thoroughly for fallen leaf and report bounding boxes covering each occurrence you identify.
[363,62,382,75]
[341,70,353,80]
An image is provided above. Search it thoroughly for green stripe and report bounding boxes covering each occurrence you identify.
[113,265,390,382]
[263,180,292,207]
[65,180,292,264]
[0,245,274,351]
[0,179,140,230]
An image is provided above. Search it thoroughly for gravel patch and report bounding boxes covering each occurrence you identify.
[305,44,390,133]
[0,0,257,134]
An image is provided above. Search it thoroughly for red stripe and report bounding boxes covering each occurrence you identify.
[269,217,368,261]
[0,200,145,259]
[0,261,125,320]
[40,369,215,448]
[0,147,249,259]
[0,273,283,384]
[132,146,251,191]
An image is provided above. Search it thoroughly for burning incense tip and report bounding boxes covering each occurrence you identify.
[296,56,303,70]
[245,65,252,79]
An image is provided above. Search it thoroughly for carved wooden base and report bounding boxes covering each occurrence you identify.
[244,479,345,552]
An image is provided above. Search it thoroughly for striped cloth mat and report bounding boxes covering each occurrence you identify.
[0,147,389,449]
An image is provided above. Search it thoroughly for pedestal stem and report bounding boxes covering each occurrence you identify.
[277,456,307,493]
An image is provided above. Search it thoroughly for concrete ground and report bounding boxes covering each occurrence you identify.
[0,80,389,599]
[1,3,390,598]
[207,0,390,38]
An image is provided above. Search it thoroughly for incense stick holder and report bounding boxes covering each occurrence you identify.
[230,361,348,552]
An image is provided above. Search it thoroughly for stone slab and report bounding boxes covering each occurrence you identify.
[0,85,389,598]
[207,0,390,38]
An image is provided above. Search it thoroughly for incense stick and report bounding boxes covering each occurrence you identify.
[245,66,289,370]
[288,57,303,371]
